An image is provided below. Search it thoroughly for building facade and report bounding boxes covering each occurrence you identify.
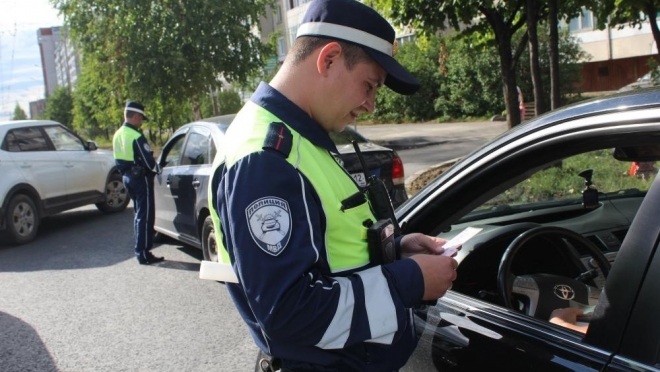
[37,27,61,96]
[54,28,82,90]
[29,99,46,119]
[568,9,660,92]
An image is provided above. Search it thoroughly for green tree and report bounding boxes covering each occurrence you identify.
[372,0,528,127]
[54,0,272,122]
[370,35,444,122]
[517,26,591,111]
[200,88,244,118]
[12,103,28,120]
[43,86,74,127]
[434,34,504,119]
[71,56,125,140]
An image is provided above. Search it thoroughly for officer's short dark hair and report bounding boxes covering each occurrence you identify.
[288,36,373,71]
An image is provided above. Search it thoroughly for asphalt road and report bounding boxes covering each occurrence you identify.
[0,206,257,372]
[355,121,508,178]
[0,121,509,372]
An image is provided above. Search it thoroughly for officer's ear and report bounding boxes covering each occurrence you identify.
[317,42,342,77]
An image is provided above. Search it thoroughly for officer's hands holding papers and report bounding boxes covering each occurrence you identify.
[401,233,458,300]
[403,227,482,301]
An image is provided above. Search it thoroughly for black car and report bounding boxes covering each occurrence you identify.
[386,87,660,371]
[153,114,407,261]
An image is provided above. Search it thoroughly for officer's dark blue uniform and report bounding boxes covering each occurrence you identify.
[113,101,163,265]
[206,1,447,371]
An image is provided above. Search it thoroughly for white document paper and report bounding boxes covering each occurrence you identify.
[441,227,483,256]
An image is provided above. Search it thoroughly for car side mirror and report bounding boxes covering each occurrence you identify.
[86,141,98,151]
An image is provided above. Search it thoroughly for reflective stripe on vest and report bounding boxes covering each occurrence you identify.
[210,101,374,272]
[113,126,141,161]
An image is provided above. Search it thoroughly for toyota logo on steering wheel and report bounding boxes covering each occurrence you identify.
[553,284,575,300]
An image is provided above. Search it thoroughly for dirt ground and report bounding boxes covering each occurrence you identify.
[405,162,456,196]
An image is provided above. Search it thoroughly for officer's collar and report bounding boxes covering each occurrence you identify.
[123,122,141,132]
[250,82,339,153]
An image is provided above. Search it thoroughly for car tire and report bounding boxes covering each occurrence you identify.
[201,216,218,262]
[96,173,129,213]
[5,193,39,245]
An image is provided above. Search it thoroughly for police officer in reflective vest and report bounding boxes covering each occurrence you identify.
[208,1,458,370]
[113,101,163,265]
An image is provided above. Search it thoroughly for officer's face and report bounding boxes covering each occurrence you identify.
[321,57,385,133]
[126,112,144,127]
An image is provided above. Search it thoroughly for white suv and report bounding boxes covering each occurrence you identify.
[0,120,129,245]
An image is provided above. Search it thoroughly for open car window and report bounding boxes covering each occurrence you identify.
[467,149,657,220]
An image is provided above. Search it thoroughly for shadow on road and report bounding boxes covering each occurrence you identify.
[0,207,135,272]
[0,311,60,372]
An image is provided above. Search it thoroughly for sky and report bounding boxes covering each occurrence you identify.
[0,0,62,121]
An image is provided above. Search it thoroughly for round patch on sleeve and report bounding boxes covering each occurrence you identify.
[143,142,152,152]
[246,197,292,256]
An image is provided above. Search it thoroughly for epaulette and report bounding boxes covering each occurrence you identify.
[263,122,292,158]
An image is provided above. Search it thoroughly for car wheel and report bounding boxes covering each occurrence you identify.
[202,216,218,262]
[96,173,129,213]
[5,194,39,245]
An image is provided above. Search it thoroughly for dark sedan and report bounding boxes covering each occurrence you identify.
[388,87,660,371]
[153,114,407,261]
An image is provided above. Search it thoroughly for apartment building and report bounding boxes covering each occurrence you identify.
[37,27,61,96]
[568,9,660,92]
[54,28,82,90]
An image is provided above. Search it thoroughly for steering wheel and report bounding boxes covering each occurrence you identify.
[497,226,612,320]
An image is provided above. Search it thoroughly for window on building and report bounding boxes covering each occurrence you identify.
[397,34,416,46]
[276,5,283,24]
[277,37,287,58]
[567,8,595,32]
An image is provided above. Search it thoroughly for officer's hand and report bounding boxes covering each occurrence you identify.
[154,164,162,175]
[409,254,457,301]
[401,233,458,257]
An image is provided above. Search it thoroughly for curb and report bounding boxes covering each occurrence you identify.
[404,157,462,196]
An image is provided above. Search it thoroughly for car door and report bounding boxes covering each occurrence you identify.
[404,293,614,372]
[42,125,106,204]
[5,126,67,210]
[154,128,188,237]
[174,125,213,241]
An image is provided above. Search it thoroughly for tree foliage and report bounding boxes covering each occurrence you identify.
[369,29,587,123]
[200,89,244,118]
[12,103,28,120]
[54,0,271,100]
[54,0,273,138]
[371,36,444,122]
[372,0,528,127]
[43,86,74,128]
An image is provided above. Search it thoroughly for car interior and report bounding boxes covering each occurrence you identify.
[435,142,660,331]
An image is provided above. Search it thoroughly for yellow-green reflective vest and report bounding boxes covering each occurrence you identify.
[113,126,141,161]
[209,101,375,272]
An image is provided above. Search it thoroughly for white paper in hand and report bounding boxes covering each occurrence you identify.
[441,227,483,256]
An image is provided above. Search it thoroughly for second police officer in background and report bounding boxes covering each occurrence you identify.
[209,0,458,371]
[112,101,164,265]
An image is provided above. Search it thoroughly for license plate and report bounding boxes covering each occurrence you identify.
[351,172,367,187]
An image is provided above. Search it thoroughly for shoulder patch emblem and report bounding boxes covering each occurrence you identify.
[246,197,292,256]
[143,142,152,152]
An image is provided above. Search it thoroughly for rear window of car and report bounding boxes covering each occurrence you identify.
[329,128,369,145]
[3,127,50,152]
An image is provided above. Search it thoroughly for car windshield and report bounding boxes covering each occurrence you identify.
[463,149,657,220]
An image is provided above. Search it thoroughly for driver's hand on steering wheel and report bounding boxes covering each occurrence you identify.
[549,308,588,334]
